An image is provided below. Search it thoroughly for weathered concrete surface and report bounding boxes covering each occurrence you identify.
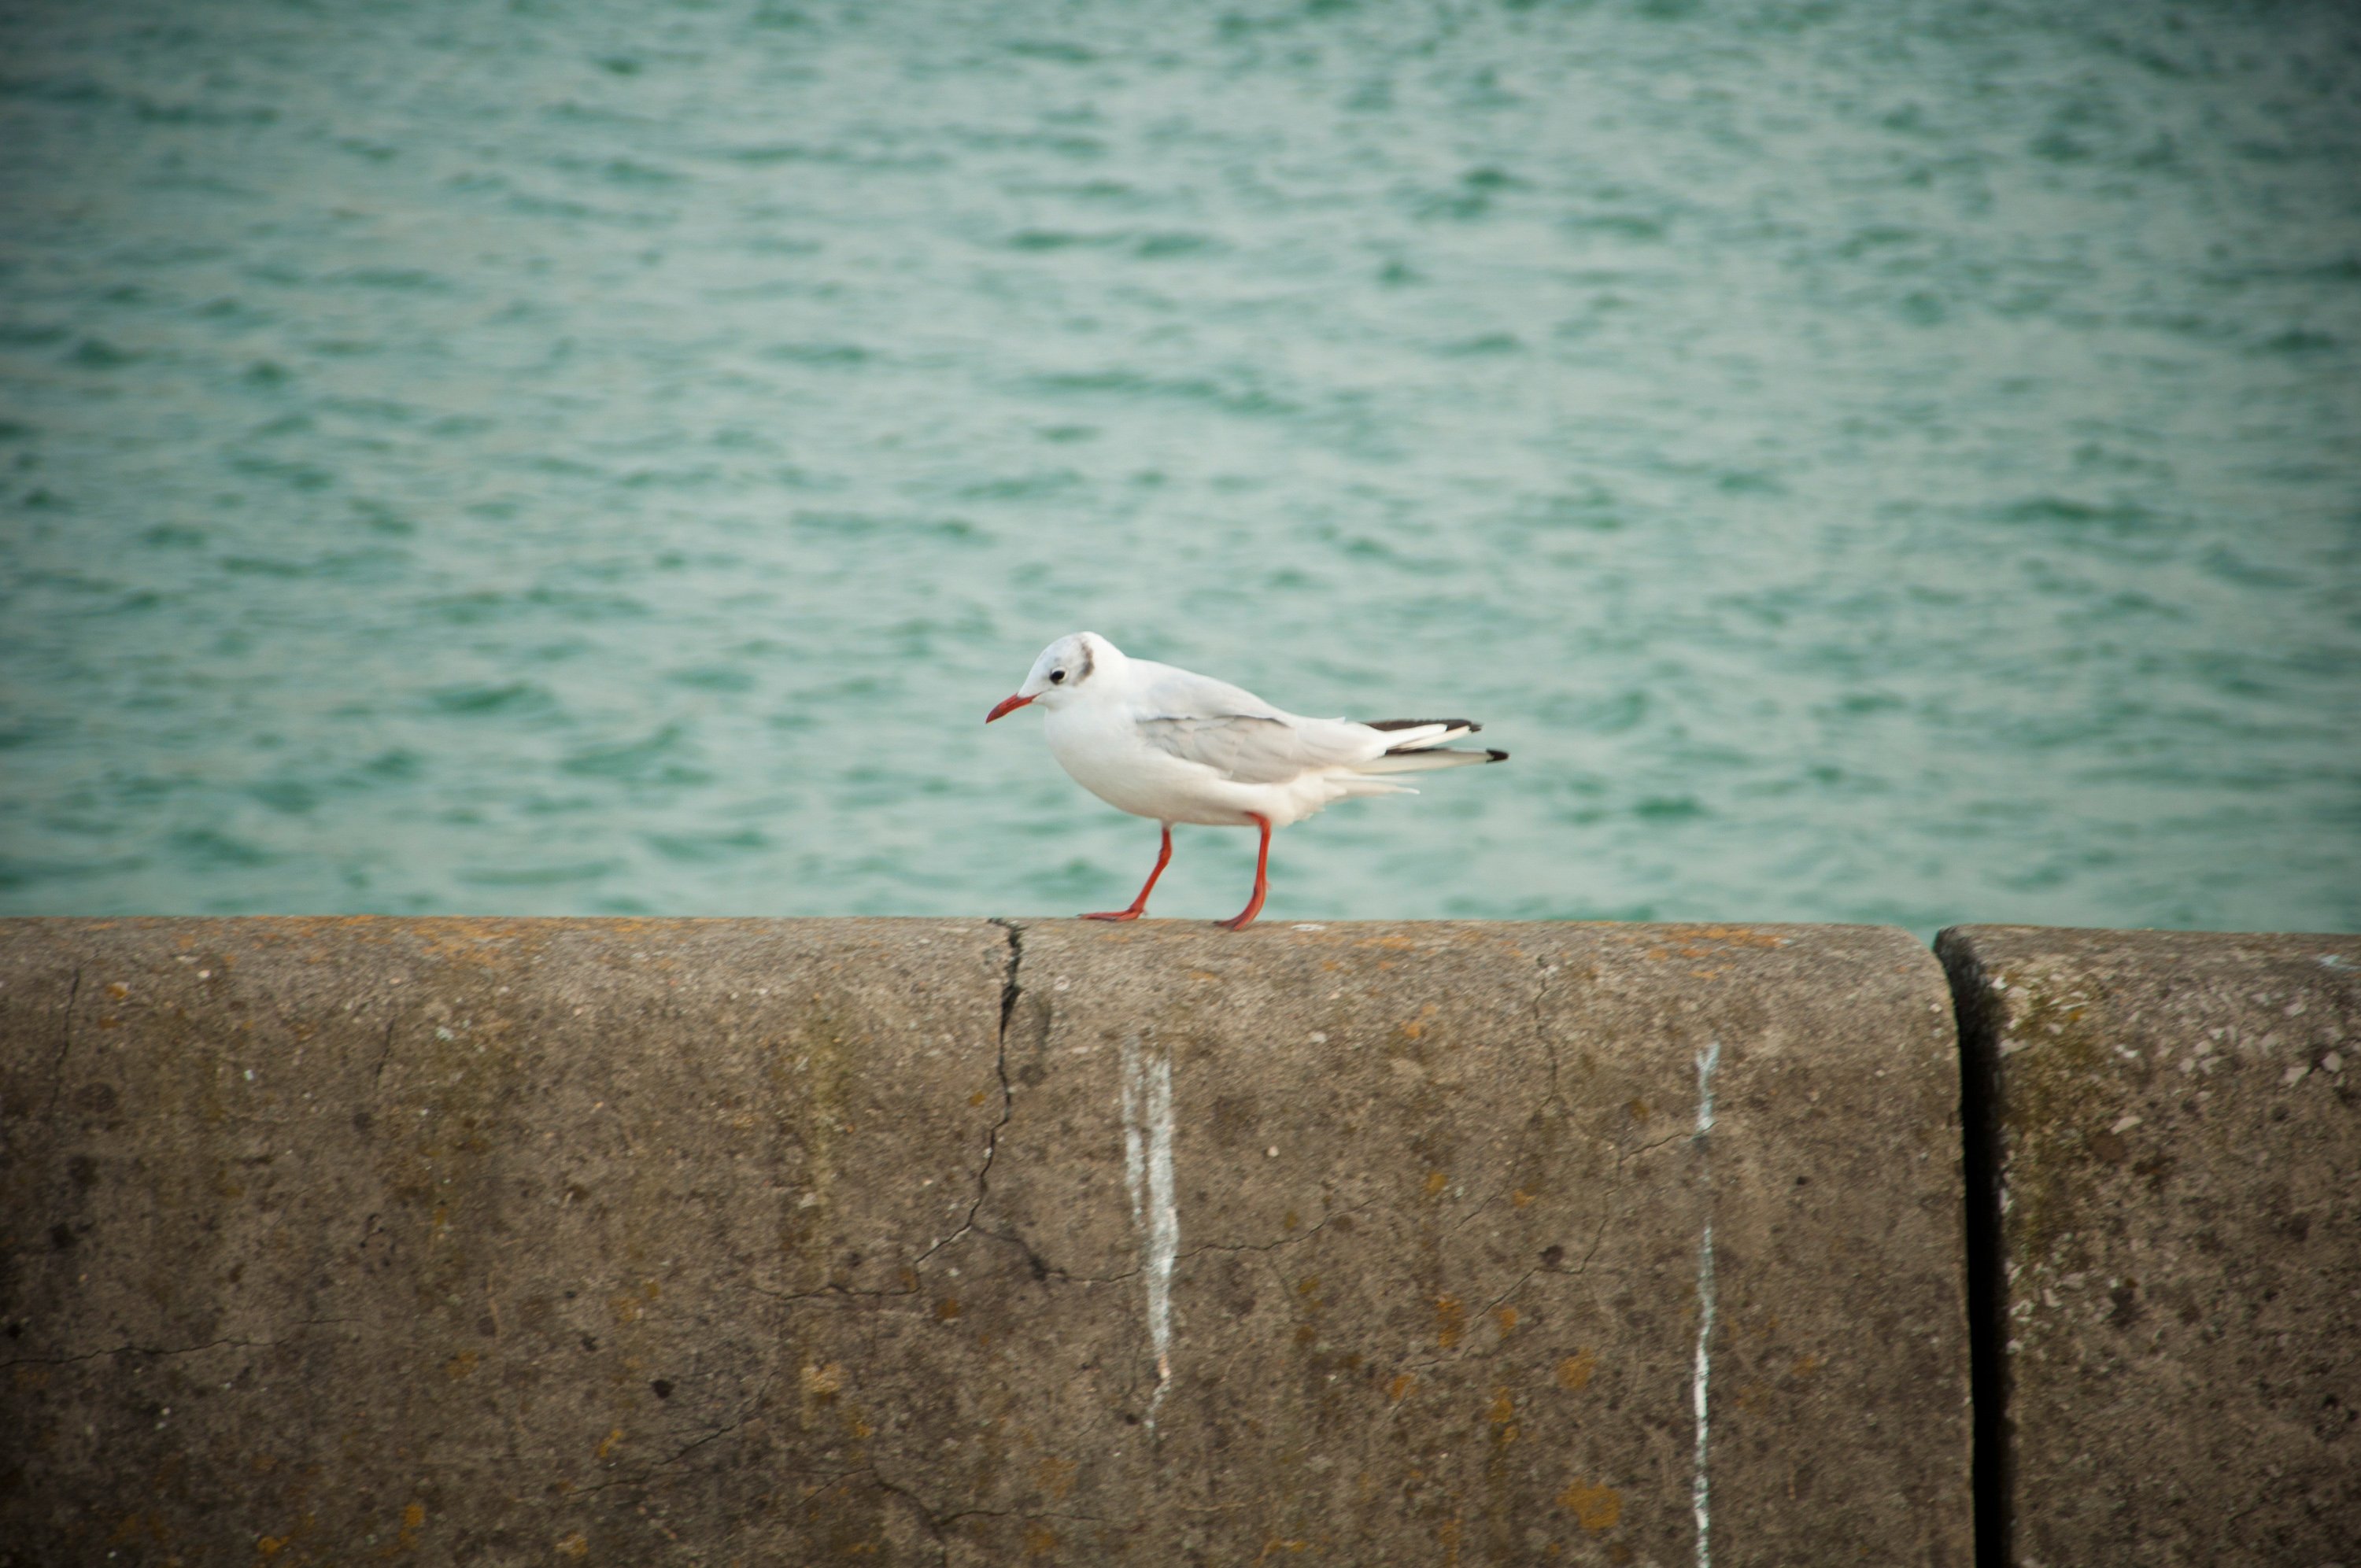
[1940,925,2361,1567]
[2,917,1011,1567]
[956,920,1969,1567]
[3,917,1968,1566]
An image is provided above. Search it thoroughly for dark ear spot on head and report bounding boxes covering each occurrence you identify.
[1073,640,1095,684]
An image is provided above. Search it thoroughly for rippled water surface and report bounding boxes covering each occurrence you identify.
[3,0,2357,935]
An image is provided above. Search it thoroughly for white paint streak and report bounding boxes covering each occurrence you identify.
[1690,1039,1722,1568]
[1120,1031,1179,1431]
[1694,1039,1720,1140]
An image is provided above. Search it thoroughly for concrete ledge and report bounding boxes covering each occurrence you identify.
[1940,925,2361,1566]
[2,918,1968,1564]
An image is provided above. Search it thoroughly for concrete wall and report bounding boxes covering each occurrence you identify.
[1940,925,2361,1568]
[2,917,2353,1565]
[2,917,1968,1566]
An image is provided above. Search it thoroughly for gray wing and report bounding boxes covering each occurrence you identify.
[1136,711,1385,785]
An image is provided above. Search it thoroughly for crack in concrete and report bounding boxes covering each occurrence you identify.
[1446,1171,1523,1238]
[757,924,1030,1313]
[751,1282,893,1306]
[1178,1204,1369,1264]
[910,922,1022,1275]
[3,1316,357,1370]
[863,1466,955,1568]
[578,1369,782,1494]
[1417,957,1631,1328]
[1617,1128,1690,1169]
[866,1458,1117,1567]
[974,1223,1136,1286]
[663,1368,778,1465]
[1417,954,1593,1319]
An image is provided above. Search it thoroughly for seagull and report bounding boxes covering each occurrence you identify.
[986,632,1507,930]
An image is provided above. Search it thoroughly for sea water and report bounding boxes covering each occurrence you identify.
[2,0,2356,935]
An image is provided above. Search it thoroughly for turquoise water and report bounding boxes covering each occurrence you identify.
[2,0,2357,935]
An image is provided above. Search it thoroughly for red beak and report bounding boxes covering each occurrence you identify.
[985,692,1034,724]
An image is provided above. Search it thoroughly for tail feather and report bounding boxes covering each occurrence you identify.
[1351,747,1509,775]
[1366,717,1481,736]
[1363,717,1484,753]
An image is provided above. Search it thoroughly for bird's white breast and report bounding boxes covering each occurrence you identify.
[1043,701,1270,827]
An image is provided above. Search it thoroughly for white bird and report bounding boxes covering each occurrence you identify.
[986,632,1507,930]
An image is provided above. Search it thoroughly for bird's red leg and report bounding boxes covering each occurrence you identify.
[1220,814,1272,932]
[1082,824,1173,921]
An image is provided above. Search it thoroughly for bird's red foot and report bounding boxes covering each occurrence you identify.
[1082,825,1173,924]
[1217,814,1273,932]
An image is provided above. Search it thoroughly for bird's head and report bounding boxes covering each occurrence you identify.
[987,632,1119,722]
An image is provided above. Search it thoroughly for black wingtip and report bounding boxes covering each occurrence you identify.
[1365,718,1480,734]
[1485,748,1509,762]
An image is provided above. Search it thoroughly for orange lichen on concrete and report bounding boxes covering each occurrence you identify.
[1033,1455,1077,1500]
[1556,1350,1596,1392]
[1435,1296,1465,1348]
[1556,1480,1622,1533]
[1487,1386,1516,1444]
[595,1427,624,1460]
[1640,923,1790,950]
[1387,1373,1416,1402]
[800,1362,845,1401]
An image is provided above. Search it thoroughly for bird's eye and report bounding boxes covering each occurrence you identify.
[1049,669,1066,684]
